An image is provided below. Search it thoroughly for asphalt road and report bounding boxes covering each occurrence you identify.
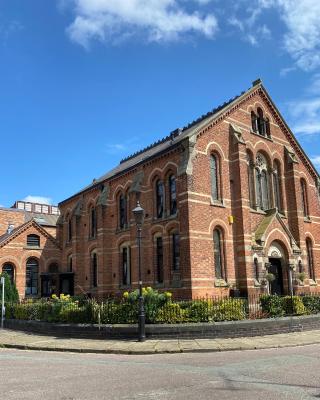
[0,345,320,400]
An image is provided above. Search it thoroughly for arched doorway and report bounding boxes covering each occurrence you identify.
[26,258,39,296]
[267,242,287,295]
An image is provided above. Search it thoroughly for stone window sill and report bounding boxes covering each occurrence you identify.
[250,129,273,142]
[214,278,229,288]
[309,279,317,286]
[210,200,226,208]
[250,208,266,215]
[304,217,312,223]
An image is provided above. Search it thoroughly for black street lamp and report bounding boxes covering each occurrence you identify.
[132,200,146,342]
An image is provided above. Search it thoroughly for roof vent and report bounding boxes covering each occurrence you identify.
[7,223,14,234]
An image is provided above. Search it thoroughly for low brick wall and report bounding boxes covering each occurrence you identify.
[4,314,320,340]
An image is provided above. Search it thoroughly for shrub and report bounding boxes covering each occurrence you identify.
[301,296,320,314]
[0,272,19,302]
[211,299,246,321]
[283,296,306,315]
[185,300,211,322]
[156,303,185,324]
[260,295,285,318]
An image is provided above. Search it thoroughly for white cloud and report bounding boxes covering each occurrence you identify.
[64,0,218,48]
[22,196,53,205]
[256,0,320,71]
[311,156,320,168]
[105,143,127,154]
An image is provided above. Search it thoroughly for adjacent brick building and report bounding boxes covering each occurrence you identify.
[2,79,320,299]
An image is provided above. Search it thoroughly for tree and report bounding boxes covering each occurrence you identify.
[0,272,19,302]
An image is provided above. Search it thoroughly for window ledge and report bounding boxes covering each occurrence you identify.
[304,217,312,223]
[253,279,261,287]
[152,213,179,223]
[250,208,267,215]
[116,226,130,234]
[309,279,317,286]
[250,129,273,142]
[214,279,229,288]
[25,246,41,250]
[210,200,226,208]
[154,282,165,288]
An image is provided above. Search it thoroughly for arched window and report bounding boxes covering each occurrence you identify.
[67,255,73,272]
[213,229,225,280]
[247,152,255,208]
[121,246,131,286]
[156,180,164,218]
[169,175,177,215]
[172,233,180,271]
[119,194,127,229]
[266,118,271,138]
[257,108,266,136]
[251,111,258,132]
[90,206,97,238]
[27,234,40,247]
[301,179,309,218]
[91,252,98,287]
[156,236,164,283]
[273,161,282,212]
[254,257,259,281]
[255,153,270,210]
[26,258,39,296]
[306,239,315,281]
[2,263,14,284]
[68,217,72,242]
[210,154,221,201]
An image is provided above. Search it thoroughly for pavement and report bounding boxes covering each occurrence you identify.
[1,328,320,354]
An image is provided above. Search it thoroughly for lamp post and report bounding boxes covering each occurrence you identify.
[132,200,146,342]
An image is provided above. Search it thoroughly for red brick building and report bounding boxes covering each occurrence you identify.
[57,79,320,299]
[2,79,320,300]
[0,201,61,298]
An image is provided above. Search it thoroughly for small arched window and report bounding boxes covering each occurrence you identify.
[273,161,282,212]
[172,233,180,271]
[91,252,98,287]
[210,154,221,202]
[27,234,40,247]
[156,180,164,218]
[265,118,271,138]
[119,194,127,229]
[301,179,309,218]
[254,257,259,281]
[255,153,270,210]
[26,258,39,296]
[2,263,14,284]
[90,206,97,238]
[213,228,225,280]
[169,175,177,215]
[306,239,315,281]
[251,111,258,132]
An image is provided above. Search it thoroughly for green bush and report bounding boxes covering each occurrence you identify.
[301,296,320,314]
[0,272,19,302]
[283,296,306,315]
[156,303,185,324]
[260,295,285,317]
[185,300,211,322]
[211,299,246,321]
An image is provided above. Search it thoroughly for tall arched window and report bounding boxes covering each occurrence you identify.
[121,246,131,286]
[213,228,225,279]
[119,194,127,229]
[172,233,180,271]
[67,255,73,272]
[68,217,72,242]
[210,154,220,202]
[2,263,14,284]
[156,180,164,218]
[26,258,39,296]
[266,118,271,138]
[169,175,177,215]
[156,237,164,283]
[90,206,97,238]
[247,152,255,208]
[255,153,270,210]
[251,111,258,132]
[257,108,266,136]
[301,179,309,218]
[91,252,98,287]
[273,161,282,212]
[306,239,315,281]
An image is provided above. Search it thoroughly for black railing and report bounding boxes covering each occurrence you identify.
[2,293,320,325]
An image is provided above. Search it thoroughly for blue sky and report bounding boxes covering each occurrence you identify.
[1,0,320,207]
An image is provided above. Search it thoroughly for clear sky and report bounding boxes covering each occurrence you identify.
[1,0,320,207]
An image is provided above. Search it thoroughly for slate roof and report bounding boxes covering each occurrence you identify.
[60,83,252,205]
